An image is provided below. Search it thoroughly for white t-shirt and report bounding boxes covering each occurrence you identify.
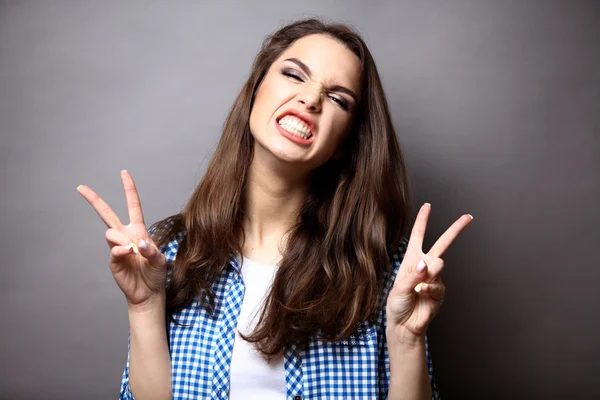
[229,257,286,399]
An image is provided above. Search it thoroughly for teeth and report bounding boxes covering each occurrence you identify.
[278,115,312,139]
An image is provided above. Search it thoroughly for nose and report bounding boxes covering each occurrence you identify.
[297,84,322,112]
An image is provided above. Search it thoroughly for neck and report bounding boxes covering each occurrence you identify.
[242,148,310,262]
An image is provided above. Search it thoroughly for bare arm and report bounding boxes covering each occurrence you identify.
[386,332,431,400]
[77,171,174,399]
[128,295,171,400]
[386,204,472,399]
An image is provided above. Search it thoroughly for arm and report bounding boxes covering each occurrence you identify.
[121,229,184,399]
[383,204,471,399]
[119,294,171,400]
[77,172,176,400]
[378,242,440,400]
[126,295,172,400]
[386,331,432,400]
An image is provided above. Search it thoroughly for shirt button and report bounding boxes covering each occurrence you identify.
[294,396,302,400]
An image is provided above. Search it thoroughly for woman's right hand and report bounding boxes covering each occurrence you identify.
[77,170,167,312]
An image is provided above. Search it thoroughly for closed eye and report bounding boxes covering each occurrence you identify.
[282,69,304,82]
[328,95,349,111]
[282,67,351,111]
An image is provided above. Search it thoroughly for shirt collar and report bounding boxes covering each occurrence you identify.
[228,254,242,273]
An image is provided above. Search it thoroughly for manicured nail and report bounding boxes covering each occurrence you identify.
[76,185,83,192]
[129,242,139,254]
[121,169,127,174]
[417,259,427,273]
[138,238,148,251]
[467,214,474,220]
[124,244,132,251]
[414,282,425,293]
[424,203,431,207]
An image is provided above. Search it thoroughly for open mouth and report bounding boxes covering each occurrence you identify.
[276,115,313,140]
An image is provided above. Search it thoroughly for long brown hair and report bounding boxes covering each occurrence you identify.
[150,18,412,358]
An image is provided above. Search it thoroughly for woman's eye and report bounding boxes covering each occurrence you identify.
[328,95,349,111]
[282,69,304,82]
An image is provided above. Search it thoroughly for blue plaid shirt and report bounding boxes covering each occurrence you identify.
[119,233,441,399]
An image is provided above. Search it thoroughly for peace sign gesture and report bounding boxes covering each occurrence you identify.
[386,203,473,342]
[77,170,167,312]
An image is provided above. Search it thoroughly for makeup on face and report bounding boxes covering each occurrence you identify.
[248,34,361,168]
[279,58,357,112]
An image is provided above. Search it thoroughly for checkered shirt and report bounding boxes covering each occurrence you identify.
[119,233,441,399]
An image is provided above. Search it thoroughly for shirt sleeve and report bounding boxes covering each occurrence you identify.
[118,228,185,399]
[118,334,135,400]
[376,237,442,400]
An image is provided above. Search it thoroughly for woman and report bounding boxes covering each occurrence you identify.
[78,18,471,399]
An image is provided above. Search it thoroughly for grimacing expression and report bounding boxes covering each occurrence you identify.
[249,34,362,171]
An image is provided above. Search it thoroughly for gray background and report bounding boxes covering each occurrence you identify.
[1,1,598,399]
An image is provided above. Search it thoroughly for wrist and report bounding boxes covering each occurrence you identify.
[127,291,166,315]
[386,326,426,349]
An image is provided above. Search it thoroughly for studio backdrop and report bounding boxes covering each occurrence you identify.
[1,1,598,399]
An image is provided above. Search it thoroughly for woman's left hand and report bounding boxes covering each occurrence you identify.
[386,203,473,343]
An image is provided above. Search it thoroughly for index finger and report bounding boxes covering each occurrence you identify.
[407,203,432,254]
[428,214,473,257]
[120,170,145,225]
[77,185,124,229]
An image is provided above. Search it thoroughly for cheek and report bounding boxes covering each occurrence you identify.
[250,78,286,134]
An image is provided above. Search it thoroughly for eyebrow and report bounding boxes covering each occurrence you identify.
[283,57,358,102]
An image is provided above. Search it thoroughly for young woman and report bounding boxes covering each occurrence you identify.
[78,18,472,400]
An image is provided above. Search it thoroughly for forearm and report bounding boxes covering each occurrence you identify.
[386,329,432,400]
[128,294,172,400]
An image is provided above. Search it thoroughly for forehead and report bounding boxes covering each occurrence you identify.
[276,34,361,94]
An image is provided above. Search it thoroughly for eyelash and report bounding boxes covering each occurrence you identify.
[281,69,350,111]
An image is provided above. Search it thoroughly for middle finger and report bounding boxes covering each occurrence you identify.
[120,170,146,226]
[407,203,431,254]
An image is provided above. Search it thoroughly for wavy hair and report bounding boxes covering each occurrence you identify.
[150,18,412,358]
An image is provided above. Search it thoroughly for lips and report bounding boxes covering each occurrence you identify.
[275,118,314,145]
[275,110,316,138]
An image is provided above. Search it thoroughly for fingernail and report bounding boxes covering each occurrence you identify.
[424,202,431,207]
[414,282,425,293]
[76,185,83,192]
[417,259,427,273]
[124,244,132,251]
[129,242,139,254]
[467,214,474,220]
[121,169,127,174]
[138,238,148,251]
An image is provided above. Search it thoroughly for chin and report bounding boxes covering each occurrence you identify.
[254,133,306,161]
[268,148,308,164]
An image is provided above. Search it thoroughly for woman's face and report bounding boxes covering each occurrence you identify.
[249,34,361,171]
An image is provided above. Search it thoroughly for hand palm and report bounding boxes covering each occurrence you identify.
[386,204,472,338]
[110,222,166,304]
[78,170,167,308]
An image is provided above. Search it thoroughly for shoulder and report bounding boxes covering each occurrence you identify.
[157,231,186,263]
